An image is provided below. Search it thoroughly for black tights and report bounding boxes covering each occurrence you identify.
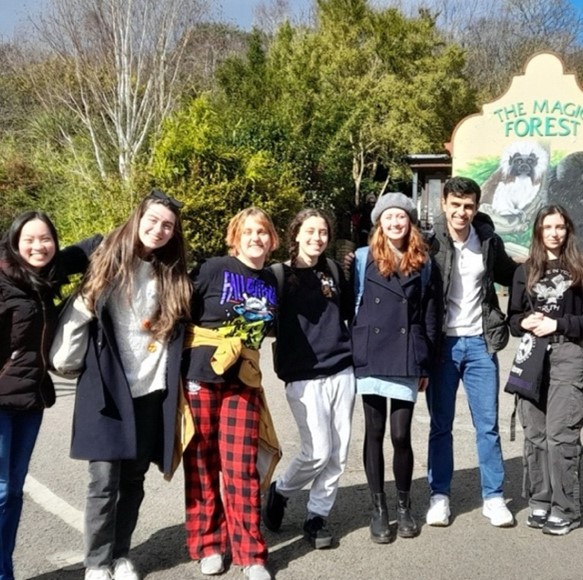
[362,394,415,494]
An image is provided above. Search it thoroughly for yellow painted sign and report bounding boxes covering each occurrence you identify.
[452,52,583,258]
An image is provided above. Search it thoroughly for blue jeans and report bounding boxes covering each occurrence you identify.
[427,335,505,499]
[0,409,43,580]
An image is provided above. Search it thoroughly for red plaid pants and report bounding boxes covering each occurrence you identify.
[183,380,267,566]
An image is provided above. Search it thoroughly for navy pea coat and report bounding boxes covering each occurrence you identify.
[70,293,185,477]
[351,252,440,379]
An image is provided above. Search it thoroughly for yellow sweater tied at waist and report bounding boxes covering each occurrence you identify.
[182,324,282,491]
[184,325,262,387]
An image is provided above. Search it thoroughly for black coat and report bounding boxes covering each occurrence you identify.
[70,289,185,476]
[0,272,58,410]
[0,239,95,411]
[351,253,440,378]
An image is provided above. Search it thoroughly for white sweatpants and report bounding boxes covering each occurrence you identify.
[276,366,355,517]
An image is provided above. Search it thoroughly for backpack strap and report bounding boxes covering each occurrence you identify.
[325,257,340,287]
[354,247,369,315]
[269,263,285,300]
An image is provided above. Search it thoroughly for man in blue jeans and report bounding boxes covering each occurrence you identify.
[426,176,517,527]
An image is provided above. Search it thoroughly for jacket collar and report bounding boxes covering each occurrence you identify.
[366,257,418,296]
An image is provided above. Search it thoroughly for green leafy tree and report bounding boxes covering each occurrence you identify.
[149,96,303,259]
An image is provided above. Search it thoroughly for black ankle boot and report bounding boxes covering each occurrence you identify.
[370,493,391,544]
[396,490,419,538]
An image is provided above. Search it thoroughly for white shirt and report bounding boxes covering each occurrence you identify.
[446,225,484,337]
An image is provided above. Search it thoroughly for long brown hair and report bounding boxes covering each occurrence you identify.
[81,196,191,341]
[526,204,583,292]
[370,218,428,277]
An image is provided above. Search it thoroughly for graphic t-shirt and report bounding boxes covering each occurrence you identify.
[183,255,277,383]
[509,260,583,340]
[532,260,572,317]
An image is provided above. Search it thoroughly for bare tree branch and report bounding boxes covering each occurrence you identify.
[24,0,208,183]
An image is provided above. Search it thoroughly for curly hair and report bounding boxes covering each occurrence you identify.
[81,196,191,341]
[369,219,428,277]
[526,204,583,292]
[287,208,334,268]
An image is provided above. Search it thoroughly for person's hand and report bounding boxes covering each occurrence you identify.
[418,376,429,392]
[531,316,558,337]
[520,312,543,332]
[343,251,355,272]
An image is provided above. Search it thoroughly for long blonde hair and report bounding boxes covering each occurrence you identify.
[81,195,191,341]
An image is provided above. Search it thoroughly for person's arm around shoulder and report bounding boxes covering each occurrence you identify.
[507,264,537,337]
[335,259,355,325]
[492,234,517,288]
[59,234,104,277]
[423,256,442,355]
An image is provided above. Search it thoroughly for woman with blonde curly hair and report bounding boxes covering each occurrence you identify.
[69,190,191,580]
[351,193,440,543]
[182,207,279,580]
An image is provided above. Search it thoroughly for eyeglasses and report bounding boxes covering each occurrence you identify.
[147,189,183,210]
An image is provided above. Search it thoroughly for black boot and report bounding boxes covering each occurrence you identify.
[370,493,391,544]
[396,490,419,538]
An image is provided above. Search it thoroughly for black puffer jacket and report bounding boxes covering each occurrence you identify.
[0,271,58,410]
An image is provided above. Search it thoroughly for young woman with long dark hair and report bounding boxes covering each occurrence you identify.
[0,211,65,580]
[71,191,191,580]
[508,204,583,536]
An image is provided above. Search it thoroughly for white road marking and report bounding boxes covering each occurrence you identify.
[267,534,304,552]
[24,475,84,533]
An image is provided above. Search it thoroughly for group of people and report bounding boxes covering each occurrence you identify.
[1,176,582,580]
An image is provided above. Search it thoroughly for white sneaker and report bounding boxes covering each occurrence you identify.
[85,568,112,580]
[243,564,272,580]
[113,558,139,580]
[482,497,514,527]
[426,494,450,526]
[200,554,225,575]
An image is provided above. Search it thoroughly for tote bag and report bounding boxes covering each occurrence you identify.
[504,332,549,404]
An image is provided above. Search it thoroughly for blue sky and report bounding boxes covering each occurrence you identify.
[0,0,313,39]
[1,0,583,39]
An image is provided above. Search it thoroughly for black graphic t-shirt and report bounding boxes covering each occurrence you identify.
[532,260,572,317]
[183,255,277,383]
[508,260,583,339]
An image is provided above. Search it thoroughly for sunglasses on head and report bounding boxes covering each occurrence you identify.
[147,189,183,210]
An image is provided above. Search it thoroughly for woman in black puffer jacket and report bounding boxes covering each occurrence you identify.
[0,211,65,580]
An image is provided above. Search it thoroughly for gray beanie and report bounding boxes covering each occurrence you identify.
[370,192,417,224]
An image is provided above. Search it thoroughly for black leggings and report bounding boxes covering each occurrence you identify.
[362,394,415,494]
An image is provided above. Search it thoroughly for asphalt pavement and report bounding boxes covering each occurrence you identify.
[15,299,583,579]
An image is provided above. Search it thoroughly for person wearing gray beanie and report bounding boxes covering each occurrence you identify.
[351,192,438,543]
[370,193,418,225]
